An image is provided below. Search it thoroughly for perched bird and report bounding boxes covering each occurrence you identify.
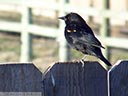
[59,12,111,66]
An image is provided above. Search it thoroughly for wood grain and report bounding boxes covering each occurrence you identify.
[43,61,107,96]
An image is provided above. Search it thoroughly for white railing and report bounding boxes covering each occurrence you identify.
[0,0,128,62]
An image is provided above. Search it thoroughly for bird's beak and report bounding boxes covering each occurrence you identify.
[58,16,65,20]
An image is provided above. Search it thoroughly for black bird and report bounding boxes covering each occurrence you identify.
[59,12,111,66]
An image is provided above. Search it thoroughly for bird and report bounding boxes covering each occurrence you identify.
[58,12,111,66]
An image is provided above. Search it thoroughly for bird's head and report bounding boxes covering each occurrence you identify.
[58,12,86,25]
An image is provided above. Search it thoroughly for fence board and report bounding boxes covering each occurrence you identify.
[109,60,128,96]
[43,61,107,96]
[0,63,43,92]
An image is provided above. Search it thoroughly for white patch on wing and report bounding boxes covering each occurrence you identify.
[67,29,77,32]
[67,29,72,32]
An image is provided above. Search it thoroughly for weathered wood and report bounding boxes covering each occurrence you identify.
[43,61,107,96]
[109,60,128,96]
[0,63,43,92]
[0,61,128,96]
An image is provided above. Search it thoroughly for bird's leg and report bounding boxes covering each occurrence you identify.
[80,55,86,67]
[80,59,85,67]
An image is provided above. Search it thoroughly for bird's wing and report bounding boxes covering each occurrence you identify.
[71,28,105,49]
[81,31,105,49]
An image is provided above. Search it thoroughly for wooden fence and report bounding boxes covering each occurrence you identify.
[44,60,128,96]
[0,60,128,96]
[0,0,128,62]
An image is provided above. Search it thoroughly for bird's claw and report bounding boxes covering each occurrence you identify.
[80,59,85,67]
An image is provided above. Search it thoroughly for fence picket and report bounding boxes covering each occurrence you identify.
[109,60,128,96]
[43,61,108,96]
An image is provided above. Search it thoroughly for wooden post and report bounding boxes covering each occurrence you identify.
[100,0,110,60]
[58,0,71,62]
[20,4,33,62]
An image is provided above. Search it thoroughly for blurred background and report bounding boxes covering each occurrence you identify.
[0,0,128,72]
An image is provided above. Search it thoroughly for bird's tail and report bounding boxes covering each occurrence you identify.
[99,55,111,66]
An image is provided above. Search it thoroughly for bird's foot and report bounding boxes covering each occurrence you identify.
[80,59,85,67]
[72,55,87,67]
[79,55,87,67]
[72,59,85,67]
